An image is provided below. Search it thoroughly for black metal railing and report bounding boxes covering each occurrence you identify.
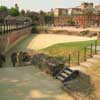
[66,40,99,67]
[0,22,32,35]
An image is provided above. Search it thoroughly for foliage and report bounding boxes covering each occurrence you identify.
[8,7,19,16]
[67,17,74,26]
[83,8,95,16]
[0,6,8,12]
[31,53,65,76]
[20,9,25,16]
[45,15,53,25]
[80,30,90,36]
[31,24,39,33]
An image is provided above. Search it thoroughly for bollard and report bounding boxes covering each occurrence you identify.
[90,43,93,57]
[68,54,71,67]
[95,40,97,54]
[84,47,87,61]
[77,51,80,65]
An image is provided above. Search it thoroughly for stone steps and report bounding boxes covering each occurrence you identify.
[57,54,100,83]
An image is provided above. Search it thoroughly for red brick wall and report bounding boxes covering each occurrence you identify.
[7,27,32,44]
[73,15,100,28]
[54,16,69,26]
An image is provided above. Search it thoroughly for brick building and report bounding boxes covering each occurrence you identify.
[53,16,69,26]
[68,8,82,15]
[73,15,100,28]
[95,5,100,11]
[95,5,100,15]
[50,2,100,28]
[53,8,68,17]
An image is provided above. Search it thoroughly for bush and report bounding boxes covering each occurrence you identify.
[31,53,65,76]
[80,30,90,36]
[31,25,38,33]
[87,32,97,37]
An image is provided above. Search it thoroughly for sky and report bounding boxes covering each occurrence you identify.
[0,0,100,12]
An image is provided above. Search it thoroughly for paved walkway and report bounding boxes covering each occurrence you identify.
[0,34,73,100]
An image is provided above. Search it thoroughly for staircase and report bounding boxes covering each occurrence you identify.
[56,67,79,83]
[56,54,100,83]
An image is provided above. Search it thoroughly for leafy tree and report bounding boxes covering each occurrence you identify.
[0,6,8,12]
[39,10,46,25]
[67,16,74,26]
[26,10,40,24]
[8,7,19,16]
[0,6,8,22]
[21,9,25,16]
[83,8,95,27]
[45,15,54,25]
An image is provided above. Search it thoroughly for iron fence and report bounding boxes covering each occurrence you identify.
[66,40,99,67]
[0,23,32,35]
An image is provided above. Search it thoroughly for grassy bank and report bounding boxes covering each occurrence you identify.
[41,40,100,66]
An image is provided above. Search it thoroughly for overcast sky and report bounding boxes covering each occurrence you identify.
[0,0,100,11]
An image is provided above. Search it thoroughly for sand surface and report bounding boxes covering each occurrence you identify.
[27,34,97,50]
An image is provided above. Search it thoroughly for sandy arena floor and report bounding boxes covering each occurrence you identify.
[27,34,97,50]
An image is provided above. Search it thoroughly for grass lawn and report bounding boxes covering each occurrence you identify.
[41,40,100,66]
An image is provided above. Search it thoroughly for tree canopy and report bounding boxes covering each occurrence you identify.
[8,7,20,16]
[0,6,8,12]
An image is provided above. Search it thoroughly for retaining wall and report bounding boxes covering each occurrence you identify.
[0,27,32,53]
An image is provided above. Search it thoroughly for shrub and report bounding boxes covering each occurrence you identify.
[31,53,65,76]
[80,30,90,36]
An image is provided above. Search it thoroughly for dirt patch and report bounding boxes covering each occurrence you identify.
[27,34,97,50]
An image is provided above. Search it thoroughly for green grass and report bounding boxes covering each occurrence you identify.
[32,25,49,31]
[41,40,100,66]
[43,40,99,51]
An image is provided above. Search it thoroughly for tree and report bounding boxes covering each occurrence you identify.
[0,6,8,22]
[0,6,8,12]
[83,8,95,27]
[39,10,46,25]
[26,10,40,24]
[8,7,19,16]
[21,9,25,16]
[67,16,74,26]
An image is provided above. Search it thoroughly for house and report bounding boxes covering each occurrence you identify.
[95,5,100,15]
[68,8,82,15]
[73,15,100,28]
[53,8,68,17]
[53,16,69,26]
